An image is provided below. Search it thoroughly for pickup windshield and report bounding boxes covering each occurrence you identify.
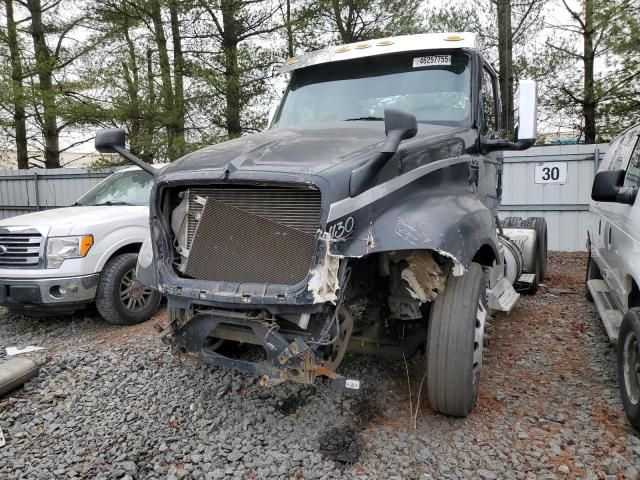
[273,51,471,128]
[76,169,154,206]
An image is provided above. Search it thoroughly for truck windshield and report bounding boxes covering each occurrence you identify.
[76,169,154,206]
[273,51,471,128]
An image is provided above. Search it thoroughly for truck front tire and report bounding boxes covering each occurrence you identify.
[95,253,161,325]
[426,262,486,417]
[618,309,640,430]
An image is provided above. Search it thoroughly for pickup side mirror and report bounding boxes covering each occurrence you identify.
[349,108,417,197]
[592,169,638,205]
[95,128,157,176]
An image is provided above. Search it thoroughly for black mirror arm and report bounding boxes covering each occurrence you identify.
[482,137,534,153]
[381,129,406,154]
[349,152,393,197]
[112,145,158,177]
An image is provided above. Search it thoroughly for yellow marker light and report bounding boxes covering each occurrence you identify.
[80,235,94,257]
[286,58,298,65]
[445,34,464,41]
[335,46,349,53]
[376,39,394,46]
[355,43,371,49]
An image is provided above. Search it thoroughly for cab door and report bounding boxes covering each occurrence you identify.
[478,64,501,214]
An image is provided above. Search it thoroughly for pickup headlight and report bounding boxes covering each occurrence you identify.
[46,235,94,269]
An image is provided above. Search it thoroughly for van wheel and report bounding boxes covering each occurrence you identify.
[618,309,640,430]
[426,262,486,417]
[96,253,161,325]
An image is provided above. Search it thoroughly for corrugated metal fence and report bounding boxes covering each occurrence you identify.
[500,143,607,251]
[0,144,607,251]
[0,168,113,220]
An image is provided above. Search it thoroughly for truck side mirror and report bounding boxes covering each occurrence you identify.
[94,128,158,176]
[516,79,537,146]
[95,128,126,153]
[592,169,638,204]
[349,108,417,197]
[481,80,537,153]
[382,108,418,153]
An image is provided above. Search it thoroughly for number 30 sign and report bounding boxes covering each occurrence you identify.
[534,162,567,184]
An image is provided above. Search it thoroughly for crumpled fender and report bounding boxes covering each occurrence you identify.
[326,158,500,272]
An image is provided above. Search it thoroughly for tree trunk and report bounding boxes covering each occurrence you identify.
[150,0,177,158]
[169,0,186,157]
[141,48,156,163]
[496,0,515,139]
[286,0,294,57]
[27,0,60,168]
[4,0,28,169]
[583,0,596,144]
[221,0,242,139]
[122,19,143,159]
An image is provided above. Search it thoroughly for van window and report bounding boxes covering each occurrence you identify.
[625,138,640,187]
[612,130,637,170]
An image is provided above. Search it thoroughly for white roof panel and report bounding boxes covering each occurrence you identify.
[280,32,479,74]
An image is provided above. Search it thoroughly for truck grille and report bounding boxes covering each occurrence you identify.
[0,231,43,268]
[182,186,321,285]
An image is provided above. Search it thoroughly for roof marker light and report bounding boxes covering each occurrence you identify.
[445,34,463,41]
[335,46,349,53]
[376,39,394,46]
[286,58,298,65]
[355,43,371,49]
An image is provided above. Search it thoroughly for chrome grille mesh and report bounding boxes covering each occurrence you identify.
[0,231,43,268]
[183,186,321,285]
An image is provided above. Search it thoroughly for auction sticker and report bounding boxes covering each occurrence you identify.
[413,55,451,67]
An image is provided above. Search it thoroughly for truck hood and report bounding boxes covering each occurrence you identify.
[0,206,149,237]
[163,121,463,176]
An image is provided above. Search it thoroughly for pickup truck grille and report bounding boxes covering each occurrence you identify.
[0,232,43,268]
[182,186,322,285]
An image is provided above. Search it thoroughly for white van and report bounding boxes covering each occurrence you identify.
[587,124,640,429]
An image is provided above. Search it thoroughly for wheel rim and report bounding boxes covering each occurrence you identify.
[623,330,640,405]
[473,300,487,386]
[120,268,154,312]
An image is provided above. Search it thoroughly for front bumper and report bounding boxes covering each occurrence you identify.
[164,308,360,391]
[0,273,100,308]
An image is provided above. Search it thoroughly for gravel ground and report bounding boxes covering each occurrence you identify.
[1,252,639,479]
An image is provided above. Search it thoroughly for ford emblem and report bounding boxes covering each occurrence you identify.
[0,245,6,255]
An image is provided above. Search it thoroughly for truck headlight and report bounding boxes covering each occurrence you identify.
[46,235,94,269]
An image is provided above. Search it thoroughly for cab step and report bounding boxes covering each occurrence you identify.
[488,278,520,313]
[518,273,536,284]
[587,279,623,344]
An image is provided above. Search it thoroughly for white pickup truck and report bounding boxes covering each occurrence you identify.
[0,166,161,324]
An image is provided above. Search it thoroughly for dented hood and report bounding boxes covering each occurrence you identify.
[162,121,461,176]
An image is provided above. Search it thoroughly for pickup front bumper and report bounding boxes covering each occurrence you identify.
[0,273,100,312]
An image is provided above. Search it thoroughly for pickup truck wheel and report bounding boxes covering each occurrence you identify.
[96,253,161,325]
[618,309,640,430]
[426,262,486,417]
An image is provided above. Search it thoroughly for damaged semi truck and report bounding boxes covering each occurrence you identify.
[96,32,546,417]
